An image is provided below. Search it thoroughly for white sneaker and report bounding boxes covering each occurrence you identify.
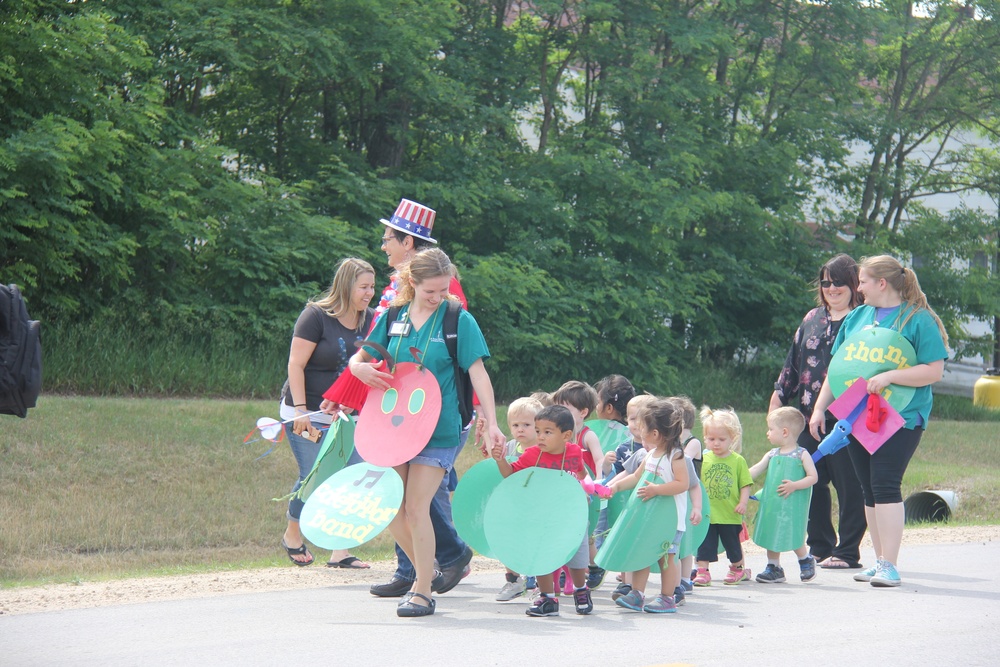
[496,576,526,601]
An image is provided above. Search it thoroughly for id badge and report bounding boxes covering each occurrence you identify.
[389,320,412,337]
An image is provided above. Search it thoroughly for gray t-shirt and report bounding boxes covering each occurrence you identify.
[283,305,374,411]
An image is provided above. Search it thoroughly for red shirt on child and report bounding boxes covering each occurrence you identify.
[510,444,585,478]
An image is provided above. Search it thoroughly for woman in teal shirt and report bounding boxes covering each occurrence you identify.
[349,248,506,616]
[809,255,948,589]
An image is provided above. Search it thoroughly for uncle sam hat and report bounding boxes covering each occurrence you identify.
[380,198,437,244]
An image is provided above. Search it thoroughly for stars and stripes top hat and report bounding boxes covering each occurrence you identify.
[380,198,437,244]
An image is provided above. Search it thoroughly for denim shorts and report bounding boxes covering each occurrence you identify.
[409,441,463,472]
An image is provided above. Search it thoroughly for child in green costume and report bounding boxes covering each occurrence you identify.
[607,398,690,614]
[749,407,819,583]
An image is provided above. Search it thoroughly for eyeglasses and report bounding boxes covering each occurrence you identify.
[380,236,395,247]
[820,279,848,288]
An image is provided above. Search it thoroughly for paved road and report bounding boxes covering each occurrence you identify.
[3,541,998,667]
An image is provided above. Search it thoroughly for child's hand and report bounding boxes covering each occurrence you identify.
[604,451,616,465]
[777,479,797,497]
[689,509,703,526]
[636,480,659,501]
[734,501,747,515]
[490,441,504,461]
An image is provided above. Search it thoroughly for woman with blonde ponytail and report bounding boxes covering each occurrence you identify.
[348,247,506,617]
[808,255,949,588]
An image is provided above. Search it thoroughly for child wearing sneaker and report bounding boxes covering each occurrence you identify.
[590,374,637,589]
[495,396,546,602]
[675,396,702,594]
[491,405,595,617]
[748,407,819,584]
[552,380,608,593]
[607,398,689,614]
[604,394,657,602]
[693,406,753,586]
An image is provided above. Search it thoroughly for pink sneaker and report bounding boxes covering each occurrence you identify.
[724,565,750,585]
[693,567,712,587]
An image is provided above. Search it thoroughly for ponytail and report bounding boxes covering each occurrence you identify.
[860,255,949,347]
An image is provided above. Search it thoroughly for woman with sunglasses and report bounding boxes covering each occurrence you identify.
[768,253,868,570]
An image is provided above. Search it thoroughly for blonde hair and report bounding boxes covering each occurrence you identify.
[699,406,744,453]
[310,257,375,331]
[529,391,553,406]
[392,248,460,307]
[507,397,545,425]
[860,255,949,347]
[671,395,697,429]
[767,406,806,438]
[626,393,657,414]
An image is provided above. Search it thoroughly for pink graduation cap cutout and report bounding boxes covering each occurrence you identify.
[827,376,906,455]
[353,341,443,467]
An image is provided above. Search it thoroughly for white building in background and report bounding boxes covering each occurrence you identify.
[813,135,996,397]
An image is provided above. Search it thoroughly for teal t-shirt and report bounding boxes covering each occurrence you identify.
[701,450,753,525]
[833,305,948,429]
[365,301,490,448]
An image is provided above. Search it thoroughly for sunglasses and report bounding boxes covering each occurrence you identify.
[820,279,848,288]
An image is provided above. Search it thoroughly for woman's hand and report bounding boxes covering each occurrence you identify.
[292,413,311,435]
[866,371,893,396]
[808,410,826,441]
[475,415,490,456]
[350,358,393,390]
[487,423,506,455]
[689,508,703,526]
[320,399,353,416]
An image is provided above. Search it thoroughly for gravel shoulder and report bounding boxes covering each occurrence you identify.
[2,525,997,616]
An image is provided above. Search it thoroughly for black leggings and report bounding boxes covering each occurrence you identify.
[847,427,923,506]
[696,523,744,564]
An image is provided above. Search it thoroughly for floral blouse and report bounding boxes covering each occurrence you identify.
[774,306,844,418]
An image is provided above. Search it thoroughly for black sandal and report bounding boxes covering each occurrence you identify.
[281,539,314,567]
[397,591,435,617]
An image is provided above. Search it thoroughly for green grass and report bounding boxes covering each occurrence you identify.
[43,321,287,398]
[1,396,996,588]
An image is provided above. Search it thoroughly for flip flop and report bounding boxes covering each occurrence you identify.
[819,556,861,569]
[281,539,314,567]
[326,556,371,569]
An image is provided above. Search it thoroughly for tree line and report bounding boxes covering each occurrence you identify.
[2,0,998,398]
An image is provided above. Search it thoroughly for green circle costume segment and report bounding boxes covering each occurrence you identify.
[752,454,812,553]
[827,328,916,412]
[484,468,589,576]
[300,462,402,550]
[678,483,710,559]
[452,458,505,559]
[586,419,633,454]
[295,416,357,502]
[595,470,680,572]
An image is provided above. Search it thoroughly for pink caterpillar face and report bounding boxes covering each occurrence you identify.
[354,362,443,467]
